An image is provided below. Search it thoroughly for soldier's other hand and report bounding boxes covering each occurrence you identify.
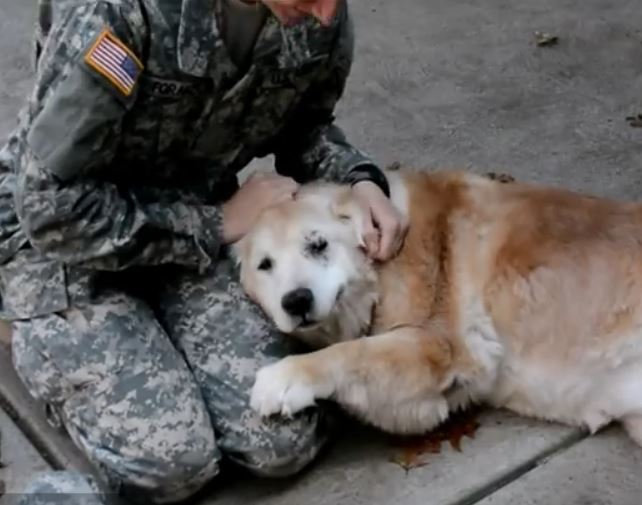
[352,180,408,262]
[222,173,299,244]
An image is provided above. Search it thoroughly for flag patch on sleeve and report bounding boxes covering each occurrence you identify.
[84,29,143,97]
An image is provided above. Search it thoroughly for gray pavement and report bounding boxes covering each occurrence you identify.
[477,427,642,505]
[1,0,642,504]
[210,413,583,505]
[0,406,51,501]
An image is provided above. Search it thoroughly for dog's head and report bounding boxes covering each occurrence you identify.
[233,182,378,348]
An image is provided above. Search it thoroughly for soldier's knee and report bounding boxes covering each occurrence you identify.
[102,425,220,504]
[18,471,104,505]
[235,410,328,478]
[11,318,71,406]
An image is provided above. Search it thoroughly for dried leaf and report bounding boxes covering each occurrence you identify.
[445,413,480,452]
[390,452,426,472]
[626,114,642,128]
[389,434,442,472]
[389,409,481,472]
[485,172,515,184]
[534,31,559,47]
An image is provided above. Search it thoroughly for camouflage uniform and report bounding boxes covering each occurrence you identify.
[12,471,106,505]
[0,0,389,503]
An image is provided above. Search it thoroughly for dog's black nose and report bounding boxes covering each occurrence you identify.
[281,288,314,317]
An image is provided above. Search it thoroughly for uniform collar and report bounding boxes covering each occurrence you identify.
[253,14,316,70]
[255,4,344,70]
[176,0,237,77]
[176,0,338,78]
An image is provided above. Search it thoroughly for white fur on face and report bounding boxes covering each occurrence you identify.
[236,188,377,346]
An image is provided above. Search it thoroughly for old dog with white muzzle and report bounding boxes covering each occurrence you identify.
[234,168,642,444]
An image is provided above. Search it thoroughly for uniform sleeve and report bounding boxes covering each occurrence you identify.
[271,3,390,197]
[15,0,224,272]
[0,140,28,264]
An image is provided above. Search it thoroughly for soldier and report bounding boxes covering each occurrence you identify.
[1,0,407,503]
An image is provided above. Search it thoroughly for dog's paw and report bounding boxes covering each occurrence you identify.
[250,359,323,418]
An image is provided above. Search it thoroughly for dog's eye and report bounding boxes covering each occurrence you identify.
[308,238,328,256]
[258,257,273,271]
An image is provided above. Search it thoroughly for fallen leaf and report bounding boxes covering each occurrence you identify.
[445,412,481,452]
[626,114,642,128]
[389,409,482,472]
[486,172,516,184]
[390,452,429,472]
[389,434,442,472]
[534,31,559,47]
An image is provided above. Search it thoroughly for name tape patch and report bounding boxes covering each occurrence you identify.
[84,29,143,97]
[142,76,196,99]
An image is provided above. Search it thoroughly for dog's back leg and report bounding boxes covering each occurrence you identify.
[250,327,465,436]
[584,365,642,446]
[623,415,642,446]
[616,370,642,447]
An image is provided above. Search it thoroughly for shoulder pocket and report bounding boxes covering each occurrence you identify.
[26,65,131,182]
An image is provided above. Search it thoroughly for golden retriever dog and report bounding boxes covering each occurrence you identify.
[233,169,642,445]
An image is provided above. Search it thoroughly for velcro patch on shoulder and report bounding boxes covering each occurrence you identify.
[83,29,143,97]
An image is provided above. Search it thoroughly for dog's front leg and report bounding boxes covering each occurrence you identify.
[250,326,456,435]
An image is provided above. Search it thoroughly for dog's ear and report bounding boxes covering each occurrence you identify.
[330,187,367,250]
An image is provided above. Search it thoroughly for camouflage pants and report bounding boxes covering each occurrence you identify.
[12,471,105,505]
[11,259,330,504]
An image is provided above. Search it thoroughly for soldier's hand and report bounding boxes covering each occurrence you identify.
[352,181,408,261]
[222,173,299,244]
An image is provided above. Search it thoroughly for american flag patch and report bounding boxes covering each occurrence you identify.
[84,29,143,97]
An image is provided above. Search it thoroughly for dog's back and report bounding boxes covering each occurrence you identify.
[379,169,642,437]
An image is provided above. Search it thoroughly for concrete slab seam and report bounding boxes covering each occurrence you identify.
[449,429,588,505]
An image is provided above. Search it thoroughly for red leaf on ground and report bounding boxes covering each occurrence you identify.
[389,434,442,471]
[389,409,482,472]
[445,412,480,452]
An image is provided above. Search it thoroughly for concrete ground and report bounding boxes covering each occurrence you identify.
[0,408,51,499]
[1,0,642,504]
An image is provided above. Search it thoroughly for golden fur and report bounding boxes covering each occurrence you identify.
[240,169,642,444]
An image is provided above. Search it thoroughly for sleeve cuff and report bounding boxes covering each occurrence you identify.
[192,205,225,269]
[344,163,391,198]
